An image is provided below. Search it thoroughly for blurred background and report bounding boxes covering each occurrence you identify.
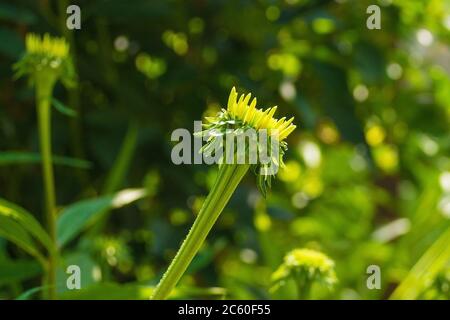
[0,0,449,299]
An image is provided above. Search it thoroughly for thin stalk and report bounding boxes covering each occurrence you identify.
[36,78,57,300]
[103,120,139,194]
[88,120,139,236]
[151,163,250,300]
[57,0,85,164]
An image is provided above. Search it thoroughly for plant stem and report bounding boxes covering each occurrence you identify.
[294,271,312,299]
[36,78,57,300]
[88,120,139,236]
[57,0,85,166]
[151,163,250,300]
[103,120,139,194]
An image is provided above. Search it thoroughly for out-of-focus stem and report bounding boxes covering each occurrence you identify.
[57,0,85,165]
[103,120,139,194]
[294,272,312,300]
[88,120,139,236]
[36,78,57,300]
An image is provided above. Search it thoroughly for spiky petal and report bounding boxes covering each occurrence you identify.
[226,87,296,141]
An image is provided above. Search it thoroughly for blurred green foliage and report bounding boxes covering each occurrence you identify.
[0,0,449,299]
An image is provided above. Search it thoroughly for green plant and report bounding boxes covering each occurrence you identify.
[271,248,337,299]
[390,226,450,300]
[1,0,448,301]
[1,33,147,300]
[0,189,147,299]
[13,33,75,299]
[150,87,296,299]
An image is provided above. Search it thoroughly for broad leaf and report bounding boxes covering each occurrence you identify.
[0,216,46,265]
[0,198,53,254]
[0,259,42,285]
[390,226,450,299]
[57,189,147,248]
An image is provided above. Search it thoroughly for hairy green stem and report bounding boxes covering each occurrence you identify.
[151,163,250,300]
[36,77,57,300]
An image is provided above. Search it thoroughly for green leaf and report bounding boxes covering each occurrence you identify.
[51,98,77,117]
[16,286,47,300]
[0,198,54,254]
[0,216,46,265]
[0,4,37,24]
[0,28,24,59]
[56,252,99,295]
[57,189,148,248]
[0,151,92,169]
[59,282,225,300]
[0,259,42,285]
[60,283,153,300]
[390,226,450,299]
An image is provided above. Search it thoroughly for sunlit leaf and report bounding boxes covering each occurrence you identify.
[0,216,46,265]
[391,226,450,299]
[51,98,77,117]
[57,189,148,248]
[0,198,53,254]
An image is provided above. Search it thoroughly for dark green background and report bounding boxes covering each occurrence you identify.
[0,0,449,299]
